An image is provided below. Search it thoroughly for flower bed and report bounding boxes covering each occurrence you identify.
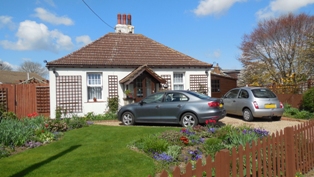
[129,120,270,174]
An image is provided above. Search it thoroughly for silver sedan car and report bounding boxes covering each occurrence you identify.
[222,87,284,121]
[118,90,226,127]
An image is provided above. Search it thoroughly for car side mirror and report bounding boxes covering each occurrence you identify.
[139,100,144,105]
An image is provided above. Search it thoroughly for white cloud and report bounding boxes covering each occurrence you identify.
[213,50,221,58]
[76,35,92,46]
[44,0,56,7]
[256,0,314,19]
[0,59,18,70]
[205,49,221,59]
[34,7,74,25]
[193,0,247,16]
[0,20,73,52]
[0,16,15,30]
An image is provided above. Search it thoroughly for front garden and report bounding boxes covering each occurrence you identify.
[0,98,313,176]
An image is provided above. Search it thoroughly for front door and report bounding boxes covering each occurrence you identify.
[134,77,158,102]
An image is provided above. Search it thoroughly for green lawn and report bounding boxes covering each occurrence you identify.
[0,125,178,177]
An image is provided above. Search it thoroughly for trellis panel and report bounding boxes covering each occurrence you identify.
[56,76,82,113]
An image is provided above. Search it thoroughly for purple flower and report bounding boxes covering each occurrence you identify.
[153,152,173,162]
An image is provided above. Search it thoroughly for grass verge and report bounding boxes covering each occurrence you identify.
[0,125,178,177]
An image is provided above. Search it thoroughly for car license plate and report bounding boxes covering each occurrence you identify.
[265,104,276,109]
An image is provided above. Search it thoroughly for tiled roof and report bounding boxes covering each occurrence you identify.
[120,64,167,84]
[47,33,212,68]
[0,70,47,84]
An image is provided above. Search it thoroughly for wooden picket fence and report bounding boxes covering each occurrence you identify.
[150,120,314,177]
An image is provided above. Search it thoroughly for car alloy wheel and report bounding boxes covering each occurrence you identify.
[243,108,253,121]
[122,111,135,125]
[181,113,198,127]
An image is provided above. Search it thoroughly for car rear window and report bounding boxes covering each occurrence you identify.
[251,89,276,98]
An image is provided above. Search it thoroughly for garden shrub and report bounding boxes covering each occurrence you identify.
[283,104,299,117]
[283,103,314,119]
[1,112,18,120]
[45,119,68,132]
[203,137,224,157]
[295,110,313,119]
[0,144,10,159]
[158,130,183,146]
[107,97,119,113]
[0,119,34,147]
[165,145,181,160]
[301,87,314,113]
[67,116,88,130]
[0,103,6,119]
[134,134,169,153]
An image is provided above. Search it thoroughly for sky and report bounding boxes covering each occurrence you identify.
[1,0,314,71]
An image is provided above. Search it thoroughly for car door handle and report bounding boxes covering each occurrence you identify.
[156,105,160,108]
[177,104,181,108]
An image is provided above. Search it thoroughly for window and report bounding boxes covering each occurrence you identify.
[143,92,164,104]
[173,73,184,90]
[224,89,239,99]
[239,90,249,99]
[252,89,276,98]
[211,79,220,92]
[165,92,189,102]
[87,73,102,100]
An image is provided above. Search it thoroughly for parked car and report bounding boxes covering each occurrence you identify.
[222,87,284,121]
[118,90,226,127]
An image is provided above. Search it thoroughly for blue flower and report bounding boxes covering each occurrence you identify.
[153,152,173,162]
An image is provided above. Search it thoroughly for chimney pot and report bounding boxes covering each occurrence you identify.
[127,14,132,25]
[117,14,121,24]
[122,14,126,24]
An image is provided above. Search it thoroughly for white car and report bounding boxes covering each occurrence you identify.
[222,87,284,121]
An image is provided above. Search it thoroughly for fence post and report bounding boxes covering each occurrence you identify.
[285,127,296,177]
[215,149,230,176]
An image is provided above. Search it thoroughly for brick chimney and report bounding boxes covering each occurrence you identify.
[115,13,134,34]
[213,63,221,74]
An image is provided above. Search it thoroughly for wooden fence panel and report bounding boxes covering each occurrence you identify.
[15,84,36,118]
[0,83,49,118]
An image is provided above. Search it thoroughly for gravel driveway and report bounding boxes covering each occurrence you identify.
[95,115,304,134]
[220,115,304,134]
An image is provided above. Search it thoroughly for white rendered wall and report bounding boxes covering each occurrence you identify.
[49,67,211,118]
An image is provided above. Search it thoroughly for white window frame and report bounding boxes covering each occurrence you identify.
[87,73,103,101]
[173,73,185,90]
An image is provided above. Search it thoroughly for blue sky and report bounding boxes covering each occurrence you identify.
[1,0,314,71]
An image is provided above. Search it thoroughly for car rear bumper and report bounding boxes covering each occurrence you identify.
[252,108,284,118]
[197,109,226,123]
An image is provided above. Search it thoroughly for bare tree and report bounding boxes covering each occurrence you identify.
[0,61,13,71]
[18,61,48,78]
[239,13,314,86]
[301,34,314,77]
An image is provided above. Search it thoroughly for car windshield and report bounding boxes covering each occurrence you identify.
[187,91,210,99]
[251,89,276,98]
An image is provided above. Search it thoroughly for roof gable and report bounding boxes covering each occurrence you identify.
[120,64,166,84]
[47,33,212,68]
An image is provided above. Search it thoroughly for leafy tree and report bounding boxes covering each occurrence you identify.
[239,13,314,86]
[18,61,48,78]
[0,61,12,71]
